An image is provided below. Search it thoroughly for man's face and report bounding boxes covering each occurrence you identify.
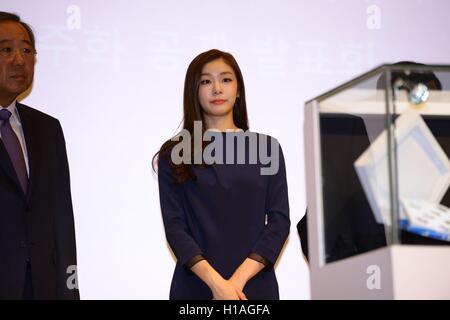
[0,21,35,107]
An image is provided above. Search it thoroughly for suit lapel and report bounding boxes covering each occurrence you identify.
[16,102,38,202]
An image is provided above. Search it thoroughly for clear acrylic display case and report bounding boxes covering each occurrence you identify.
[304,64,450,299]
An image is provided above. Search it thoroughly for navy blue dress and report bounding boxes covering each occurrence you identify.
[158,132,290,299]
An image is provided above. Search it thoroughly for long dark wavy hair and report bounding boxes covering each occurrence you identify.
[153,49,249,184]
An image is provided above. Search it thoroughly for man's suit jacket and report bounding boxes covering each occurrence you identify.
[0,102,79,299]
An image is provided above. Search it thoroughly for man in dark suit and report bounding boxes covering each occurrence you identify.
[0,12,79,299]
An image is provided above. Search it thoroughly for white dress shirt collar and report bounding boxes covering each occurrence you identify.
[5,100,21,124]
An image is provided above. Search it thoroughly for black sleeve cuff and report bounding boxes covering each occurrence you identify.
[248,253,273,269]
[185,254,206,269]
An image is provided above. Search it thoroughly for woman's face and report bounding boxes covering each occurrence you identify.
[198,58,238,119]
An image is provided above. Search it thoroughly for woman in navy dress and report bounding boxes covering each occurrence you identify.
[155,49,290,300]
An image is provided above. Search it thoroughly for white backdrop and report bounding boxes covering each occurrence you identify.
[3,0,450,299]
